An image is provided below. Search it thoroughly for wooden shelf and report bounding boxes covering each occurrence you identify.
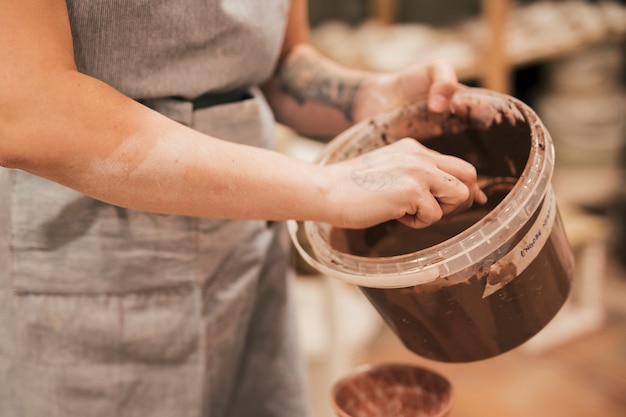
[481,0,511,93]
[334,0,626,94]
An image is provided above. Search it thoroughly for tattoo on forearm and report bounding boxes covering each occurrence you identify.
[278,53,362,122]
[350,154,396,191]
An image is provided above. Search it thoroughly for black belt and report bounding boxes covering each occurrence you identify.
[137,88,253,125]
[175,88,253,110]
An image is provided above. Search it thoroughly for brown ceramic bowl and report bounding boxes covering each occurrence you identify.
[331,363,454,417]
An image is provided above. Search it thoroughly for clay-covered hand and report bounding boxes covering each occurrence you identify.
[354,60,464,122]
[322,138,487,229]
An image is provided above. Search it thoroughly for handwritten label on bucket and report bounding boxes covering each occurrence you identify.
[482,186,557,298]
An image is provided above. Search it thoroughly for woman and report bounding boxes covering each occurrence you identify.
[0,1,485,416]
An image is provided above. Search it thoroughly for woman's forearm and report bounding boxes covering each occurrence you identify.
[262,43,388,136]
[1,70,334,223]
[263,41,464,138]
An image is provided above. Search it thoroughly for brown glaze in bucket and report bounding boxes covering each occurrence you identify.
[331,363,453,417]
[288,88,576,362]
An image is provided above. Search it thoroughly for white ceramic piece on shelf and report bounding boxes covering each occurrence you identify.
[310,20,362,67]
[599,1,626,35]
[356,21,439,72]
[537,92,626,160]
[548,42,624,92]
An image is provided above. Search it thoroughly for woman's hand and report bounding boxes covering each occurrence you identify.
[322,138,487,229]
[353,60,465,122]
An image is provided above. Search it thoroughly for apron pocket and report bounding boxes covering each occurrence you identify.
[9,171,199,295]
[7,289,203,417]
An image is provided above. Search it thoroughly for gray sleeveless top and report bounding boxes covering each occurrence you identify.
[67,0,289,99]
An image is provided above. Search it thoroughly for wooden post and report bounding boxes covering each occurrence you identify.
[481,0,511,93]
[369,0,398,25]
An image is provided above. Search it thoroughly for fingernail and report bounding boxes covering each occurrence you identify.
[477,190,488,204]
[429,95,447,112]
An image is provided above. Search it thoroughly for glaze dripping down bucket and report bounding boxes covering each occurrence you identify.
[288,88,576,363]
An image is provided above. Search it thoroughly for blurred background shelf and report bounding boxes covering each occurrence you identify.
[310,0,626,93]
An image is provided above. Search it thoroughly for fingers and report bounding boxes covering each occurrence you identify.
[393,60,462,113]
[425,60,462,113]
[471,182,488,205]
[328,138,486,230]
[424,149,488,206]
[430,173,472,214]
[397,193,443,229]
[398,171,483,229]
[397,142,487,228]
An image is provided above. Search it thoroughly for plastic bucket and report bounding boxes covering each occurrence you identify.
[288,88,575,362]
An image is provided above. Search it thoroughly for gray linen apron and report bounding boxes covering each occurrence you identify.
[0,1,312,416]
